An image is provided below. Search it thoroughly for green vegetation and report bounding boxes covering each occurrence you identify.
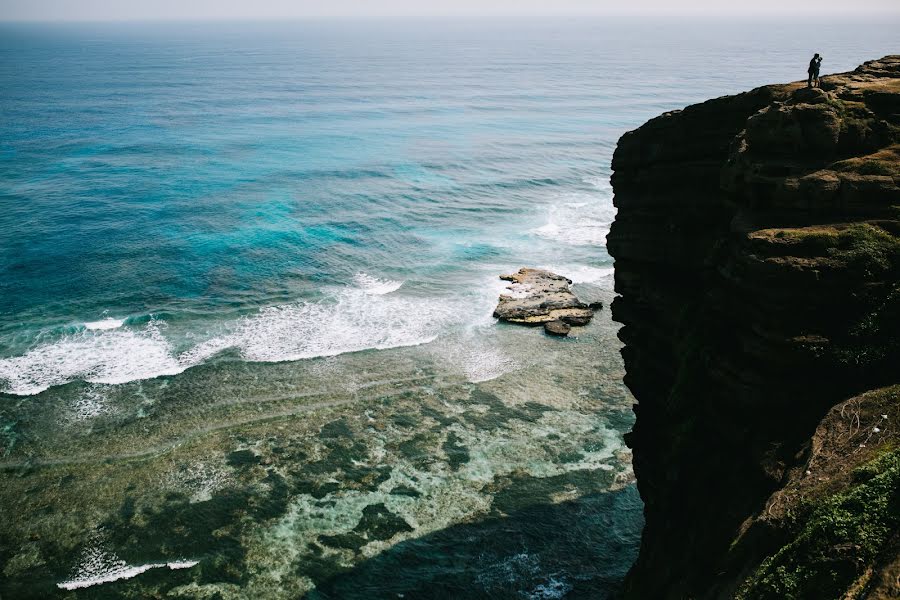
[778,223,899,277]
[832,223,899,277]
[822,96,891,154]
[854,160,895,176]
[830,284,900,369]
[784,225,898,371]
[737,448,900,600]
[824,96,850,116]
[832,145,900,176]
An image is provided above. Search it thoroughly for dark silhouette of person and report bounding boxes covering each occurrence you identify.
[808,53,823,88]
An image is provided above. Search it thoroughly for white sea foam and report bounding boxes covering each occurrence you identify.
[0,286,460,395]
[438,276,523,383]
[531,194,615,247]
[582,174,613,194]
[0,321,186,396]
[68,386,110,421]
[461,346,518,383]
[539,265,614,284]
[528,577,574,600]
[352,272,404,295]
[57,533,197,591]
[533,219,610,247]
[84,317,126,331]
[226,287,452,362]
[438,329,520,384]
[58,560,199,590]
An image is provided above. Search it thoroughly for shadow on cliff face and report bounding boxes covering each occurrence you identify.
[305,485,643,600]
[608,55,900,600]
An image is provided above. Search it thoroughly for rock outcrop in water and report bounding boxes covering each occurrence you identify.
[493,268,600,336]
[607,56,900,599]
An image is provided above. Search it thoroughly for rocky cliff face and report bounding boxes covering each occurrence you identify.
[608,57,900,599]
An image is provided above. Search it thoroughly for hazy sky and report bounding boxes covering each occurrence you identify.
[2,0,899,21]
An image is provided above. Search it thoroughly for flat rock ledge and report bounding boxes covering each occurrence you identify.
[492,268,601,337]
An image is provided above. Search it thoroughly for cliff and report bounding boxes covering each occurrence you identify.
[607,56,900,599]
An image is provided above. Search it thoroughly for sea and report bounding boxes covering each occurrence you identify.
[0,17,896,599]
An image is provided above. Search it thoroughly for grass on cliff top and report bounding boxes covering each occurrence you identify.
[849,77,900,95]
[737,447,900,600]
[832,145,900,176]
[770,222,900,276]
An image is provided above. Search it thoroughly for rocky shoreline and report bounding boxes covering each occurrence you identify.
[493,268,602,336]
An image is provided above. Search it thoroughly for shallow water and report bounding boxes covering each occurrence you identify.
[0,17,897,598]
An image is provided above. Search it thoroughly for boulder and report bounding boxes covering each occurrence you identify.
[493,268,595,327]
[543,320,571,337]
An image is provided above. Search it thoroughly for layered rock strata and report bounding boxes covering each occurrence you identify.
[607,57,900,598]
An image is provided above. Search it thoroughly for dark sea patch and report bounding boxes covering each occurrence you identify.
[306,486,644,600]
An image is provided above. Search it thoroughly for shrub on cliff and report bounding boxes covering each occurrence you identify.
[737,447,899,599]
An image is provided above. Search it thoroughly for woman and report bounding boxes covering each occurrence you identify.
[808,53,823,88]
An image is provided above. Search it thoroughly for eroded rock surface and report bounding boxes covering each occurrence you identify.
[493,268,596,335]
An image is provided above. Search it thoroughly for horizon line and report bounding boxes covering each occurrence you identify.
[3,12,900,24]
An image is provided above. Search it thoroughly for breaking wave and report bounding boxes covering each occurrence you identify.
[531,192,615,247]
[58,532,197,591]
[0,282,460,396]
[84,317,126,331]
[352,272,404,295]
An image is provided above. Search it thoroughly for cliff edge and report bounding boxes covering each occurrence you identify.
[608,57,900,599]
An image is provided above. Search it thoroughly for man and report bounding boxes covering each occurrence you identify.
[808,53,823,88]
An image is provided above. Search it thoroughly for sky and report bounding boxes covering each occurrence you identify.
[2,0,899,21]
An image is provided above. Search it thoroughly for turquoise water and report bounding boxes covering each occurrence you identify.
[1,19,897,391]
[0,18,897,598]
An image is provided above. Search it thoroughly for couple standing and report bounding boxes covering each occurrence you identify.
[808,53,823,87]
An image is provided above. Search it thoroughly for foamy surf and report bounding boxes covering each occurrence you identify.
[58,561,199,590]
[538,265,614,284]
[531,194,615,247]
[84,317,126,331]
[56,528,198,591]
[0,286,461,395]
[215,287,454,363]
[532,219,611,247]
[58,558,198,590]
[67,386,110,421]
[0,321,187,396]
[460,345,518,384]
[582,174,613,194]
[435,324,521,384]
[353,272,404,295]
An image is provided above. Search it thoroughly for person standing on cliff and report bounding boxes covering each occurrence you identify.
[808,53,823,87]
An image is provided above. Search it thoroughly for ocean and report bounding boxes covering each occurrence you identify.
[0,17,896,598]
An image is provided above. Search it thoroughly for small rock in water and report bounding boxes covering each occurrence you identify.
[544,320,571,336]
[493,268,596,330]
